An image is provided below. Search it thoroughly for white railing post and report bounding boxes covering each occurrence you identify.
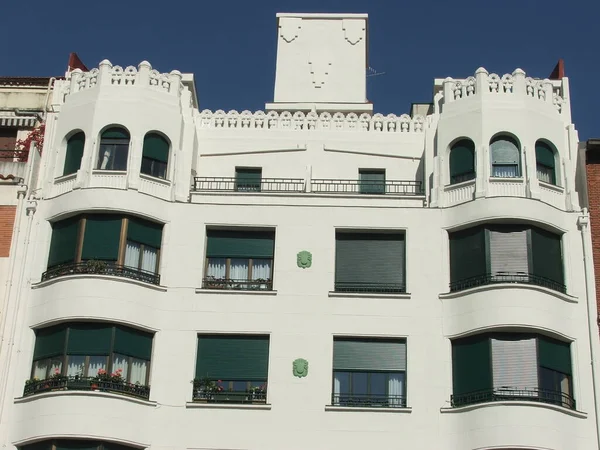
[475,67,488,97]
[97,59,113,86]
[169,70,182,96]
[137,60,151,87]
[512,68,526,96]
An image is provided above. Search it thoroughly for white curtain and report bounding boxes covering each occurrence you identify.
[33,360,49,379]
[88,356,107,377]
[98,145,114,170]
[492,165,519,178]
[252,259,272,280]
[67,355,86,377]
[125,242,158,273]
[333,373,342,405]
[537,167,552,184]
[207,258,226,278]
[388,373,404,406]
[230,258,249,280]
[112,354,129,380]
[50,359,62,377]
[130,358,148,385]
[142,246,158,272]
[125,241,140,268]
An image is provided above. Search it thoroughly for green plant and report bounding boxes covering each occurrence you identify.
[85,259,108,273]
[194,377,224,393]
[95,368,124,383]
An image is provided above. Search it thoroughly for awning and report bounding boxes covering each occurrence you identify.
[0,116,37,127]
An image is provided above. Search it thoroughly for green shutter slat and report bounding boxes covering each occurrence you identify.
[359,171,385,194]
[142,133,169,163]
[196,335,269,380]
[335,233,405,286]
[530,227,564,287]
[102,127,129,139]
[114,326,153,360]
[127,217,163,248]
[452,334,492,396]
[21,443,53,450]
[63,132,85,176]
[48,216,80,267]
[490,137,520,164]
[235,168,262,190]
[66,323,112,355]
[449,226,487,284]
[333,338,406,371]
[538,336,572,375]
[206,230,274,258]
[104,445,134,450]
[450,140,475,177]
[536,142,555,168]
[55,441,100,450]
[81,215,122,261]
[34,325,67,359]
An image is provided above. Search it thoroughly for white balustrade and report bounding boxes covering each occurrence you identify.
[139,175,172,200]
[487,178,527,198]
[51,174,76,197]
[444,181,475,206]
[89,171,127,190]
[539,183,565,209]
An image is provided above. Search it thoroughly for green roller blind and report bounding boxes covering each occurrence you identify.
[539,336,572,375]
[33,325,67,359]
[81,215,122,261]
[333,338,406,371]
[48,216,80,267]
[55,442,99,450]
[449,226,487,283]
[104,445,135,450]
[335,233,405,285]
[490,137,520,164]
[127,217,162,248]
[206,230,274,258]
[450,140,475,177]
[66,324,112,355]
[235,168,261,190]
[359,170,385,194]
[114,326,153,360]
[21,443,52,450]
[452,334,492,396]
[536,142,555,167]
[102,128,129,140]
[142,133,169,163]
[530,227,564,286]
[63,132,85,176]
[196,335,269,380]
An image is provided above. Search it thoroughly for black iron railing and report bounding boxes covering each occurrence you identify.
[202,277,273,291]
[331,393,406,408]
[0,149,28,161]
[193,177,304,193]
[192,384,267,404]
[451,387,575,410]
[335,282,406,294]
[41,261,161,285]
[449,272,566,294]
[311,179,423,195]
[23,376,150,400]
[450,172,476,185]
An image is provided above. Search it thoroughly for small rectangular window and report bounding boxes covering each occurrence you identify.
[359,169,386,194]
[235,167,262,192]
[97,138,129,170]
[0,127,17,151]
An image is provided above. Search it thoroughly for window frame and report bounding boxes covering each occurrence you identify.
[490,135,521,178]
[235,167,262,192]
[96,127,130,171]
[449,139,476,185]
[358,169,386,194]
[535,140,557,185]
[62,131,85,176]
[141,132,170,180]
[124,239,160,273]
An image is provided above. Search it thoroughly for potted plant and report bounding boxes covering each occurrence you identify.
[193,377,224,401]
[247,383,267,402]
[85,259,108,274]
[95,368,124,393]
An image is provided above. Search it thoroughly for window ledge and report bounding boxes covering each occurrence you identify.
[195,288,278,296]
[328,291,411,300]
[444,179,475,189]
[32,274,167,291]
[325,405,412,413]
[91,169,127,175]
[186,401,272,410]
[53,173,77,183]
[489,177,524,182]
[440,400,587,418]
[539,180,564,192]
[140,173,171,186]
[439,283,577,303]
[14,390,157,407]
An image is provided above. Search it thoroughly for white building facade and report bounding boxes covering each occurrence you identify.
[0,12,599,450]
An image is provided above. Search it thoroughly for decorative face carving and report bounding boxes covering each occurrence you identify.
[293,358,308,378]
[297,251,312,269]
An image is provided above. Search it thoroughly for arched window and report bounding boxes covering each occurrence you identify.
[63,131,85,176]
[141,132,169,179]
[449,139,475,184]
[536,140,556,185]
[490,135,520,178]
[97,127,129,171]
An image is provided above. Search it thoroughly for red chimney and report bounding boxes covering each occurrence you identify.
[549,59,565,80]
[67,53,89,72]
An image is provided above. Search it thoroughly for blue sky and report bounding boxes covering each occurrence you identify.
[3,0,598,139]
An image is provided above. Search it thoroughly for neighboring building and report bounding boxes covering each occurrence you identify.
[0,12,599,450]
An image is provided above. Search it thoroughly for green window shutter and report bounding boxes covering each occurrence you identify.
[538,336,572,375]
[63,132,85,176]
[450,140,475,179]
[104,445,134,450]
[34,325,67,359]
[235,168,262,190]
[127,217,163,248]
[55,442,99,450]
[114,326,153,360]
[102,128,129,140]
[530,227,564,287]
[81,215,122,261]
[536,142,555,168]
[333,338,406,371]
[490,136,520,164]
[206,230,275,258]
[335,232,405,287]
[66,324,112,355]
[359,170,385,194]
[196,335,269,380]
[21,443,53,450]
[452,334,492,396]
[449,226,487,284]
[142,133,169,163]
[48,216,80,267]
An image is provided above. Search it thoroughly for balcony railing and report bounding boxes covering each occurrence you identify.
[202,277,273,291]
[331,393,406,408]
[23,376,150,400]
[0,149,28,162]
[312,179,423,195]
[193,177,304,193]
[192,383,267,404]
[451,387,575,410]
[41,261,161,285]
[334,281,406,294]
[449,272,566,294]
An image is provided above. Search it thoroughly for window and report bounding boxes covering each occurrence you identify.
[536,140,557,185]
[0,127,17,150]
[27,323,153,399]
[490,135,520,178]
[449,139,475,184]
[194,335,269,404]
[235,167,262,192]
[20,439,137,450]
[203,229,274,290]
[332,338,406,408]
[141,132,169,179]
[335,231,405,293]
[449,224,564,293]
[63,132,85,176]
[451,332,574,409]
[96,127,129,171]
[45,214,163,284]
[359,169,386,194]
